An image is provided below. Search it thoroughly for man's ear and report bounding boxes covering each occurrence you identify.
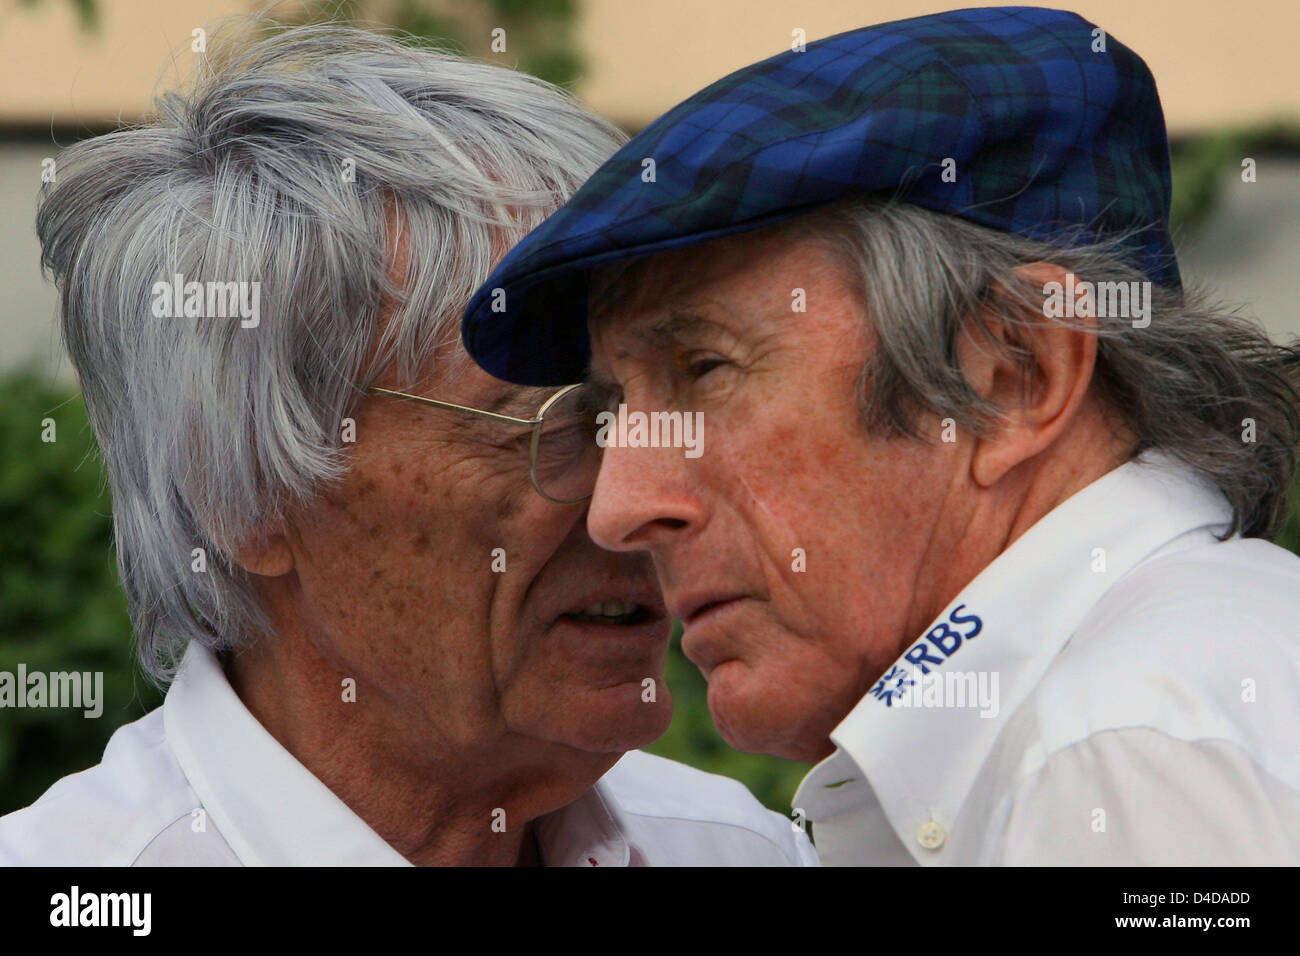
[232,521,296,577]
[957,261,1100,488]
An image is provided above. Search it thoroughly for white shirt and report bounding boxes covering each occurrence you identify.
[794,451,1300,865]
[0,641,819,867]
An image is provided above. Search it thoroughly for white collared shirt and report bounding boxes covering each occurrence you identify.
[0,642,819,867]
[795,451,1300,865]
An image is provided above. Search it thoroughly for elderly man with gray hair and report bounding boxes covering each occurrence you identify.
[0,22,819,867]
[463,7,1300,865]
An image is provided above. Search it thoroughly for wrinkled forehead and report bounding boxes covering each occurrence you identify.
[455,366,559,418]
[385,342,557,420]
[586,218,847,363]
[588,228,783,343]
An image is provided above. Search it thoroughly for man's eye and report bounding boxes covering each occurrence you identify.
[587,384,622,413]
[686,357,728,378]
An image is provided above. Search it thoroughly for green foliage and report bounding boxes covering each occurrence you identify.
[0,370,162,816]
[518,49,583,92]
[18,0,97,31]
[294,0,583,88]
[492,0,575,18]
[1276,468,1300,557]
[387,2,468,56]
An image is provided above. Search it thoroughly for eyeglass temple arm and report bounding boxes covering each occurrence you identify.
[366,387,542,427]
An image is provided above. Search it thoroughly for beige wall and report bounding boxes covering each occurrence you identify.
[1,0,1297,134]
[0,0,256,126]
[577,0,1300,133]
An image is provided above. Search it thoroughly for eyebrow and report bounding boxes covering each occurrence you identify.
[633,308,733,349]
[587,306,736,393]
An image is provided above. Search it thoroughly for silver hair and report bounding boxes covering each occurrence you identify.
[36,19,627,685]
[793,197,1300,540]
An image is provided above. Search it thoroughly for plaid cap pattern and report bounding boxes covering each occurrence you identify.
[463,5,1180,386]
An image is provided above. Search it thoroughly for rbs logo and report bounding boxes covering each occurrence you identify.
[902,604,983,674]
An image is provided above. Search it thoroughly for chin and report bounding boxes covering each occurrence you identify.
[524,680,675,754]
[705,660,810,760]
[586,681,675,752]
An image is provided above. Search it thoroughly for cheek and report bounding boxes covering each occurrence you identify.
[288,460,501,681]
[712,408,948,655]
[711,406,870,575]
[310,464,448,576]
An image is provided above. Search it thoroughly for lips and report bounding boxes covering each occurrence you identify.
[671,591,745,626]
[566,600,649,625]
[556,587,666,630]
[674,596,748,675]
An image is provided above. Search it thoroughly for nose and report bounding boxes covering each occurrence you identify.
[587,440,707,554]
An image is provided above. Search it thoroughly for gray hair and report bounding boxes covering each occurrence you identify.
[36,19,626,684]
[793,197,1300,540]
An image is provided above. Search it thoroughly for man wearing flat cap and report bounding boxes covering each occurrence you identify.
[463,7,1300,865]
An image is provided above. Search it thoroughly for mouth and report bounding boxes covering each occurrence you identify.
[561,600,657,628]
[674,593,746,626]
[553,579,669,635]
[691,599,728,620]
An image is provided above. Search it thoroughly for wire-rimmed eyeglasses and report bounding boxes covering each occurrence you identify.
[366,383,601,504]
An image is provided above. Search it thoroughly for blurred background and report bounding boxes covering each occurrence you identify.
[2,0,1299,817]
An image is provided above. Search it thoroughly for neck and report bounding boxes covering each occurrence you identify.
[905,400,1135,648]
[224,610,613,866]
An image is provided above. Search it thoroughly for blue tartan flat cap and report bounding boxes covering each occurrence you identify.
[463,5,1180,386]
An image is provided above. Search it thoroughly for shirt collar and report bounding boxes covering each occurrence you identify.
[164,642,631,866]
[536,784,631,867]
[793,451,1234,861]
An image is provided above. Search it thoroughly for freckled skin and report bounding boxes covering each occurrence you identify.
[285,368,672,755]
[586,224,1128,764]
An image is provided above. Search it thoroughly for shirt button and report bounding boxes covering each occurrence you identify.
[916,821,947,850]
